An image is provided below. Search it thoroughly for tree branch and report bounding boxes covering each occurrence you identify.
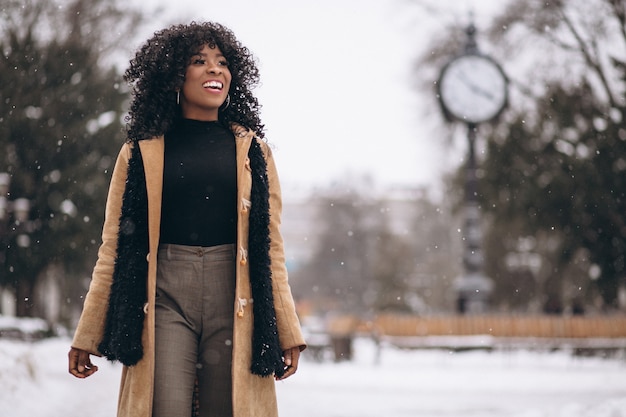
[559,6,617,108]
[606,0,626,43]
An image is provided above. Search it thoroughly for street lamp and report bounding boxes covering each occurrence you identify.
[437,22,508,313]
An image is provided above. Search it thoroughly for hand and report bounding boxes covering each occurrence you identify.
[68,347,99,379]
[276,346,300,381]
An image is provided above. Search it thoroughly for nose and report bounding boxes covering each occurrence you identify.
[206,62,222,74]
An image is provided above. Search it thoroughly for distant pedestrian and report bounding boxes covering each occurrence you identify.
[68,21,306,417]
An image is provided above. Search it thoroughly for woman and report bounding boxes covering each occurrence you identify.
[68,21,306,417]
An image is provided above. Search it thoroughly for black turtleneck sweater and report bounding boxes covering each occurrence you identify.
[160,119,237,247]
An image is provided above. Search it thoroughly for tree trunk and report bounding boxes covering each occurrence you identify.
[15,277,36,317]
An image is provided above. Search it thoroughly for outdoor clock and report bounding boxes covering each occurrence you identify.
[438,53,508,125]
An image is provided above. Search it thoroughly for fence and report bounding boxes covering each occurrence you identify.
[312,314,626,359]
[370,314,626,338]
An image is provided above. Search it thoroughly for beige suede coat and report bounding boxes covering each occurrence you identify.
[72,126,306,417]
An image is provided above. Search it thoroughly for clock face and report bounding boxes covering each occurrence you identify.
[438,54,507,124]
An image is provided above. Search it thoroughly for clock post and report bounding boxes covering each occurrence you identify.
[457,121,492,314]
[437,22,508,314]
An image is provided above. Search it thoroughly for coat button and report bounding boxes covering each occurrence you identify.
[146,253,150,262]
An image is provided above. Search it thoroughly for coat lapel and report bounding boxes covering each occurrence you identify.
[138,137,164,255]
[234,124,253,178]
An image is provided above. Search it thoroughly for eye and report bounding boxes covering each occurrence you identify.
[219,59,229,67]
[193,58,206,65]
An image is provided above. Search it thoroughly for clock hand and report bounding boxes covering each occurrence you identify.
[458,72,496,101]
[468,83,494,100]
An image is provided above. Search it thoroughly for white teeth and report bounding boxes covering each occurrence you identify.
[203,81,223,89]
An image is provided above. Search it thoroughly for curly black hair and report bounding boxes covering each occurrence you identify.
[123,21,264,141]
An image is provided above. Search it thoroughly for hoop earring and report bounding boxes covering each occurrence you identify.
[176,90,180,105]
[221,94,231,110]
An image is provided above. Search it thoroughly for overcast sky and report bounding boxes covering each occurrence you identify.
[127,0,506,197]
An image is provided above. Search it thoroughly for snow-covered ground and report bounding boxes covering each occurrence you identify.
[1,336,625,417]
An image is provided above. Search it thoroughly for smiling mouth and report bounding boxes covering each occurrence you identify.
[203,80,223,90]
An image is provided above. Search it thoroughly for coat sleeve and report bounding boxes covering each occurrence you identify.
[71,143,131,355]
[262,143,307,351]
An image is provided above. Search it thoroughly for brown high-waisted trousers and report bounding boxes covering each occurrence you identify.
[152,243,236,417]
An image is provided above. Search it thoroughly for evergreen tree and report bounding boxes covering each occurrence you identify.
[480,0,626,309]
[0,0,142,317]
[414,0,626,310]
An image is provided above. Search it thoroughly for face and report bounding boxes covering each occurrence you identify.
[180,44,232,121]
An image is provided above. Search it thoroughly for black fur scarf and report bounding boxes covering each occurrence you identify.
[97,143,148,366]
[98,137,285,378]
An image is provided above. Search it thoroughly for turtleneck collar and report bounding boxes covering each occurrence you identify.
[172,118,223,134]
